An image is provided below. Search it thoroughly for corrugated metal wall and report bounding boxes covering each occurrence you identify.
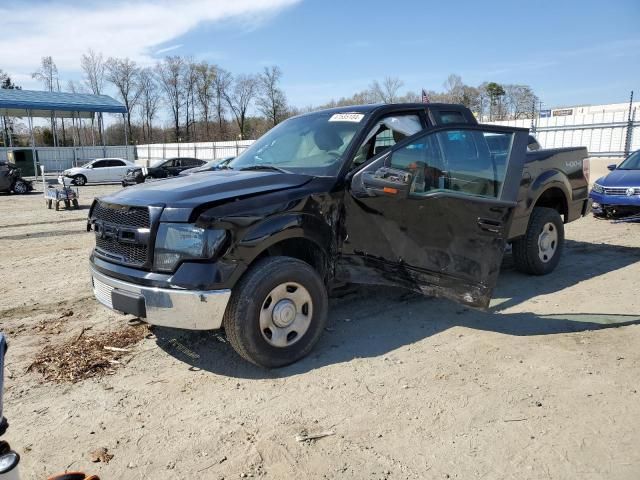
[489,109,639,157]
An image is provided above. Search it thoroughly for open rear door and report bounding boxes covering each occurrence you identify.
[344,125,529,309]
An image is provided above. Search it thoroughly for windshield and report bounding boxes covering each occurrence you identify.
[228,112,366,176]
[618,151,640,170]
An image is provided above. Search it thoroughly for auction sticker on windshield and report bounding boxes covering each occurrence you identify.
[329,113,365,122]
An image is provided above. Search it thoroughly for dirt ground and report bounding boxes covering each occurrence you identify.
[1,172,639,480]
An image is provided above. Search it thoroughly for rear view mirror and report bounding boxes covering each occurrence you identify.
[607,164,617,171]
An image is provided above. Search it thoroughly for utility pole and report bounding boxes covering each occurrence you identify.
[624,90,634,157]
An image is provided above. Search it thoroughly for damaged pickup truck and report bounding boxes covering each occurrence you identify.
[88,103,590,367]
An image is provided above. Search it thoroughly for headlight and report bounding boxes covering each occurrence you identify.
[592,183,604,194]
[153,223,227,272]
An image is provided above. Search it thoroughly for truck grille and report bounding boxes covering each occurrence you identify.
[92,201,150,227]
[92,201,151,267]
[603,187,640,196]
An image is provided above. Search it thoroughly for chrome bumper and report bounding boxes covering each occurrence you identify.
[90,266,231,330]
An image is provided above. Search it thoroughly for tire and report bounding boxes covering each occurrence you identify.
[223,256,328,368]
[512,207,564,275]
[73,175,87,186]
[64,200,71,209]
[47,199,53,209]
[72,199,79,209]
[12,180,28,194]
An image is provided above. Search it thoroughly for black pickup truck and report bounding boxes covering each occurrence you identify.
[88,103,589,367]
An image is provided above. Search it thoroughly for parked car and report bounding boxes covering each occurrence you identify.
[122,157,206,186]
[61,158,136,186]
[0,161,33,194]
[88,103,589,368]
[590,149,640,217]
[178,157,234,176]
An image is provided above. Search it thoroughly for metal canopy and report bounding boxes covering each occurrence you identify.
[0,89,127,118]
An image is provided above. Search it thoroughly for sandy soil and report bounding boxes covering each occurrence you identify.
[1,177,639,480]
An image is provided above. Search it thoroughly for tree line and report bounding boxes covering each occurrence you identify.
[2,56,538,148]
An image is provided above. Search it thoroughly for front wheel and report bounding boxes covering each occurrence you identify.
[512,207,564,275]
[223,256,328,368]
[73,175,87,186]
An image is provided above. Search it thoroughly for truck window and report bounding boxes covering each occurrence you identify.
[352,114,422,167]
[388,129,514,198]
[436,110,468,124]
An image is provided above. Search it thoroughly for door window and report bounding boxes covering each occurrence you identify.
[107,160,126,167]
[388,129,514,198]
[92,160,108,168]
[352,114,423,167]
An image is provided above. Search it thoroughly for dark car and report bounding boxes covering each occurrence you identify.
[0,161,33,194]
[88,103,589,368]
[178,157,234,176]
[590,150,640,217]
[122,157,206,186]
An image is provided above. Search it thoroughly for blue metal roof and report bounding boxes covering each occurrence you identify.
[0,89,127,118]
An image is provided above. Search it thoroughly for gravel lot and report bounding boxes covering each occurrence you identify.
[1,170,639,479]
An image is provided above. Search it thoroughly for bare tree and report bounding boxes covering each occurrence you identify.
[194,61,216,139]
[504,84,538,119]
[138,68,161,143]
[183,59,198,140]
[443,74,464,104]
[224,74,259,140]
[369,76,404,103]
[138,69,160,142]
[257,66,288,127]
[155,56,185,141]
[80,49,106,144]
[105,57,141,142]
[32,56,59,145]
[213,67,232,139]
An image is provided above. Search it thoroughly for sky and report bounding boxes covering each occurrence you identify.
[1,0,639,115]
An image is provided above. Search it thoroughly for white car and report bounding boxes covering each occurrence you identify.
[61,158,136,185]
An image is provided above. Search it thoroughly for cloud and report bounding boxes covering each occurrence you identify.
[0,0,300,79]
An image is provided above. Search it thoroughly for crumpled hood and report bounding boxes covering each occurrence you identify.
[598,169,640,187]
[99,170,313,209]
[64,167,84,175]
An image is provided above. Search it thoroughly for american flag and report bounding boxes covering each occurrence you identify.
[421,88,430,104]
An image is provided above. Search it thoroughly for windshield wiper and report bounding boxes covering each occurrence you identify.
[238,165,291,174]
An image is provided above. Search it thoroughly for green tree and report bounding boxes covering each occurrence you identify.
[0,69,21,147]
[485,82,506,121]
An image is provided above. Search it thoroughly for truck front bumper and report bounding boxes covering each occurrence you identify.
[90,266,231,330]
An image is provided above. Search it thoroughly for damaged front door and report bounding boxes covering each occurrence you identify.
[342,125,529,309]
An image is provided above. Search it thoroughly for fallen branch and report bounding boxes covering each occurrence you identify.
[295,430,335,442]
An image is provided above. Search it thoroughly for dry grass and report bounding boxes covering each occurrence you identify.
[29,324,149,383]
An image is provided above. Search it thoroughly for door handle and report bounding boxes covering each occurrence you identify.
[477,218,502,234]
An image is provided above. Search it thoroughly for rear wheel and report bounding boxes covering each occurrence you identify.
[512,207,564,275]
[73,175,87,186]
[12,180,28,194]
[223,256,328,368]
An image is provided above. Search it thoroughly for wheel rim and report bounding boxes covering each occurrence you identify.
[14,182,26,193]
[76,176,85,185]
[259,282,313,348]
[537,222,558,263]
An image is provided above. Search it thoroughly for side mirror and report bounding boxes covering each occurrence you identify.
[361,166,411,198]
[607,164,617,171]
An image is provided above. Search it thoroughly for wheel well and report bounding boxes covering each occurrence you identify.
[255,237,328,283]
[534,187,568,221]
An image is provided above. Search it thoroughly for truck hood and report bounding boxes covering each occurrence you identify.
[99,170,314,210]
[598,169,640,187]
